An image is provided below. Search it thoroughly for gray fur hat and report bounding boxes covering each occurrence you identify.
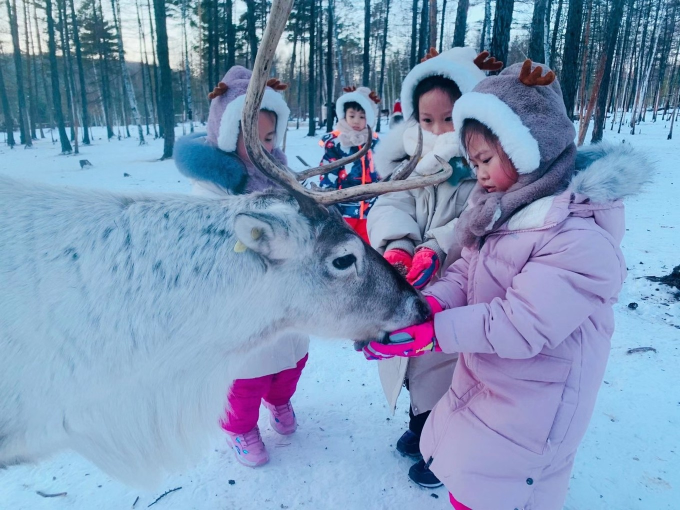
[453,60,578,247]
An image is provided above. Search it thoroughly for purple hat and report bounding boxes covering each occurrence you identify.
[206,66,290,153]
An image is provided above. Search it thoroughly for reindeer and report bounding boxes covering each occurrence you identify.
[0,0,453,488]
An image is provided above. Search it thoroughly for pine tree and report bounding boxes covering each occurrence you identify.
[153,0,175,158]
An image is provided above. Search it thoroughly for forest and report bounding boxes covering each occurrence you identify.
[1,0,678,158]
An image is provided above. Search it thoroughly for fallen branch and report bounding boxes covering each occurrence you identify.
[147,487,182,507]
[36,491,67,498]
[626,347,657,355]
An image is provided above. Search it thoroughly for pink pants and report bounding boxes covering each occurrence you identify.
[221,354,308,434]
[449,493,472,510]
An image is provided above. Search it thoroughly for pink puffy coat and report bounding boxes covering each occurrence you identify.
[420,144,646,510]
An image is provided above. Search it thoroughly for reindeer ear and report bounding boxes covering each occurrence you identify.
[233,212,297,261]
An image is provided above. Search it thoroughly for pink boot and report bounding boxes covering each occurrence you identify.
[225,426,269,467]
[264,401,297,435]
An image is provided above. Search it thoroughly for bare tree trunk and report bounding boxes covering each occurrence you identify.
[308,0,316,136]
[245,0,259,66]
[560,0,584,119]
[136,0,151,135]
[452,0,469,47]
[576,0,592,121]
[591,0,626,143]
[111,0,145,144]
[137,0,158,137]
[480,0,492,51]
[69,0,89,144]
[182,0,194,132]
[667,80,679,139]
[630,0,661,134]
[529,0,547,63]
[326,0,334,132]
[376,0,391,132]
[45,0,72,153]
[146,0,162,138]
[227,0,235,68]
[32,0,49,138]
[439,0,447,52]
[6,0,31,146]
[429,0,437,50]
[550,0,563,68]
[577,51,606,145]
[363,0,370,85]
[22,0,37,139]
[333,5,346,88]
[153,0,175,158]
[490,0,515,67]
[58,0,79,152]
[544,0,552,67]
[0,59,16,147]
[410,0,419,68]
[418,0,430,60]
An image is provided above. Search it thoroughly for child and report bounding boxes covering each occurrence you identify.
[318,86,380,242]
[174,66,309,468]
[366,47,501,488]
[361,60,646,509]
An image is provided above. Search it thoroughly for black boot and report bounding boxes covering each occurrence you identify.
[408,458,443,488]
[396,429,423,459]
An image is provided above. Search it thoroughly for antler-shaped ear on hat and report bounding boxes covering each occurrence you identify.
[421,47,439,62]
[474,51,503,72]
[343,85,357,93]
[266,78,288,91]
[208,82,228,100]
[519,59,555,86]
[368,91,381,104]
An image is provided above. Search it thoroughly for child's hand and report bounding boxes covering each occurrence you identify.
[406,248,440,289]
[359,320,440,360]
[384,249,413,277]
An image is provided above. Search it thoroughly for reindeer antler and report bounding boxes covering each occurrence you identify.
[368,91,381,104]
[266,78,288,91]
[241,0,453,207]
[474,51,503,72]
[421,47,439,62]
[519,59,555,86]
[343,85,357,93]
[208,82,228,100]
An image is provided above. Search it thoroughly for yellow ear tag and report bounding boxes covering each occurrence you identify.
[234,240,248,253]
[251,228,263,240]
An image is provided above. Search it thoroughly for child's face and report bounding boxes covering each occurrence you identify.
[467,133,519,193]
[345,107,367,131]
[418,89,454,135]
[237,110,277,163]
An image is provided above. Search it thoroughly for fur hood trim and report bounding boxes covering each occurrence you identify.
[373,122,411,178]
[174,133,288,193]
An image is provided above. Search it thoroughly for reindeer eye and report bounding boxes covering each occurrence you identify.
[332,254,356,270]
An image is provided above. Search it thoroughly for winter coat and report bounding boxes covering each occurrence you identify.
[318,131,380,219]
[419,145,642,510]
[174,133,309,380]
[368,121,475,416]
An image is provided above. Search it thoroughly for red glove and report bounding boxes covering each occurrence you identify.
[406,248,440,289]
[360,297,443,360]
[383,249,413,277]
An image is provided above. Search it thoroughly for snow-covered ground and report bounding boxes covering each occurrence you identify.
[0,118,678,510]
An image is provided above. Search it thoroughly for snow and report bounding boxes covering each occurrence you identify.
[0,119,678,510]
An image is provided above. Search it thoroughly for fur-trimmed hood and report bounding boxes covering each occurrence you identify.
[501,143,649,241]
[174,133,288,194]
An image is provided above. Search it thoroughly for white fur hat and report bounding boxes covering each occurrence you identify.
[400,47,489,120]
[336,86,381,127]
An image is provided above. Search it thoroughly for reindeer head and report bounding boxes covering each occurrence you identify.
[229,0,458,341]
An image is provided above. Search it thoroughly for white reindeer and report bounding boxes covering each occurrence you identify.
[0,0,452,488]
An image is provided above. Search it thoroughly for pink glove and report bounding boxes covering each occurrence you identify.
[360,297,443,360]
[406,248,440,289]
[384,249,413,277]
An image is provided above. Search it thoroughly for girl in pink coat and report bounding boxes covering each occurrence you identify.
[360,60,647,509]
